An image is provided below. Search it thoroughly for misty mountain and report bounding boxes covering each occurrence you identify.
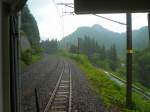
[60,24,149,56]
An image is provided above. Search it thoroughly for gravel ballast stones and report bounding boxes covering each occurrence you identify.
[20,56,105,112]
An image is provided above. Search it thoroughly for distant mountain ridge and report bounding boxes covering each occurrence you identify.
[60,24,149,56]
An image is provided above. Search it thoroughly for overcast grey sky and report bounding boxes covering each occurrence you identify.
[27,0,148,40]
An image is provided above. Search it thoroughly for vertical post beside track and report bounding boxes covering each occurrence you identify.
[148,13,150,49]
[126,13,133,109]
[35,88,40,112]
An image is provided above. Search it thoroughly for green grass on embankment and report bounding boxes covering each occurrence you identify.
[59,51,150,112]
[21,51,42,71]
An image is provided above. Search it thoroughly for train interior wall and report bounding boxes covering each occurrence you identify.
[0,1,3,112]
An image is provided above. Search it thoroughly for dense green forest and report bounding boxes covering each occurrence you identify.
[69,36,118,71]
[41,39,58,54]
[133,49,150,88]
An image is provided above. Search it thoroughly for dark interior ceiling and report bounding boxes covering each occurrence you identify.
[4,0,27,14]
[74,0,150,14]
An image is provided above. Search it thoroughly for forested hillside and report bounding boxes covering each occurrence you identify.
[21,5,40,47]
[133,49,150,88]
[60,24,150,88]
[60,24,149,56]
[69,36,118,71]
[20,5,41,68]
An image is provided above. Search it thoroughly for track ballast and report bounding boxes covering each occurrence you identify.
[44,62,72,112]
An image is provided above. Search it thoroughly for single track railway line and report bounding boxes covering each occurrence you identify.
[44,62,72,112]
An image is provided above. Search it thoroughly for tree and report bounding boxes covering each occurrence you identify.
[133,50,150,88]
[41,39,58,54]
[69,45,78,54]
[78,36,101,58]
[21,5,40,47]
[108,44,118,71]
[69,35,119,71]
[100,45,106,59]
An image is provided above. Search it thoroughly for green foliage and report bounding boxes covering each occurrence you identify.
[90,53,110,69]
[107,44,118,71]
[21,49,32,65]
[41,39,58,54]
[69,45,78,54]
[133,49,150,88]
[20,5,42,70]
[70,54,126,110]
[21,5,40,47]
[132,93,150,112]
[31,54,42,63]
[32,43,42,55]
[56,49,70,56]
[21,48,42,70]
[63,53,150,112]
[69,36,118,71]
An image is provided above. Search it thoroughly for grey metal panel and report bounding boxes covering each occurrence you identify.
[2,0,12,3]
[10,0,27,13]
[75,0,150,14]
[2,0,27,14]
[2,3,11,112]
[2,0,21,4]
[0,1,3,112]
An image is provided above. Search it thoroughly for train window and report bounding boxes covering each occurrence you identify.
[17,0,150,112]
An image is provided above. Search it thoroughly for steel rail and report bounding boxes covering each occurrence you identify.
[68,64,72,112]
[44,62,65,112]
[44,61,72,112]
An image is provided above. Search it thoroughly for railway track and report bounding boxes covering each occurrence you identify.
[44,62,72,112]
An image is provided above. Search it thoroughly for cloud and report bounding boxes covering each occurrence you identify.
[27,0,148,40]
[27,0,63,40]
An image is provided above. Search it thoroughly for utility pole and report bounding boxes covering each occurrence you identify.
[126,13,133,109]
[148,13,150,49]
